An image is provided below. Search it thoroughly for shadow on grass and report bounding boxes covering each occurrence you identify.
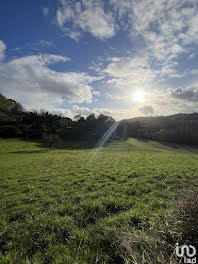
[8,150,49,154]
[136,137,198,152]
[136,138,194,152]
[5,137,100,151]
[137,138,180,149]
[159,140,198,152]
[136,138,149,143]
[1,135,198,154]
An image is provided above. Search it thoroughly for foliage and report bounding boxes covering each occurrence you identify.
[117,113,198,145]
[0,93,23,123]
[0,93,10,112]
[0,93,115,142]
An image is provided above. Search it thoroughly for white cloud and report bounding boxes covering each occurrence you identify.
[2,1,198,120]
[39,40,53,47]
[139,105,154,115]
[156,61,183,78]
[104,55,155,90]
[102,87,198,120]
[72,104,121,119]
[72,105,93,116]
[71,89,189,120]
[89,0,198,112]
[70,105,112,119]
[0,54,99,108]
[43,7,49,16]
[56,0,116,40]
[138,88,198,117]
[44,86,198,120]
[106,92,128,101]
[0,40,6,61]
[110,0,198,63]
[93,90,100,96]
[105,56,148,78]
[107,57,122,62]
[171,87,198,102]
[26,106,73,118]
[27,105,116,119]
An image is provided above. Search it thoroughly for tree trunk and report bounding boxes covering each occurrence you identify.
[26,128,29,147]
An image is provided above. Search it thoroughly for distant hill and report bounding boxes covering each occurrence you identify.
[115,113,198,145]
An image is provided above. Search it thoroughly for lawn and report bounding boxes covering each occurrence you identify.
[0,138,198,264]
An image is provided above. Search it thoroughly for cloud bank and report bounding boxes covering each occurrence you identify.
[0,40,6,61]
[0,53,98,108]
[57,0,116,40]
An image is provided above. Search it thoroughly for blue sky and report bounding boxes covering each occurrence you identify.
[0,0,198,120]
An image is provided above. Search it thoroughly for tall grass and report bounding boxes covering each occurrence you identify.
[0,138,198,263]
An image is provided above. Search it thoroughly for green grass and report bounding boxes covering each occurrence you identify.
[0,138,198,264]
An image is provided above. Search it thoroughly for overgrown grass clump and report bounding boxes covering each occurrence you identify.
[0,138,198,263]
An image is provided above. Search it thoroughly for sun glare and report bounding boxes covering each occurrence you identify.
[132,91,144,103]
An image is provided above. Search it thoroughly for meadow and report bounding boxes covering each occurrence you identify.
[0,138,198,264]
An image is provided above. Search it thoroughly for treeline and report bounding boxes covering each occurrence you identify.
[1,93,198,146]
[115,114,198,145]
[0,93,115,146]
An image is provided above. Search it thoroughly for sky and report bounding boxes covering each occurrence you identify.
[0,0,198,120]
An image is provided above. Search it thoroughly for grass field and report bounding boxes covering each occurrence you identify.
[0,138,198,264]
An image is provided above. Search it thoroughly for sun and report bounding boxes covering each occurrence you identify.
[132,90,144,103]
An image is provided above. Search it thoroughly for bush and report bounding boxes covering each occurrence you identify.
[0,127,23,137]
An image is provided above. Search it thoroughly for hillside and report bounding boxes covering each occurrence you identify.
[116,113,198,145]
